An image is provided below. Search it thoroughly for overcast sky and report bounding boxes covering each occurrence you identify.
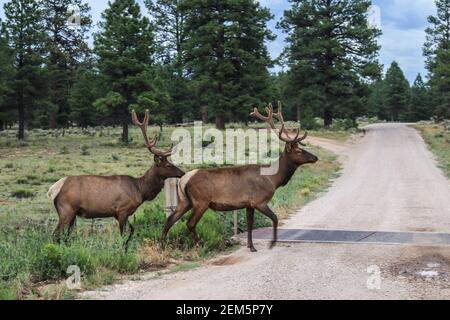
[0,0,438,83]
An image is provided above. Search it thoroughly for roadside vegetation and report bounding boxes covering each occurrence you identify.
[413,121,450,178]
[0,126,341,300]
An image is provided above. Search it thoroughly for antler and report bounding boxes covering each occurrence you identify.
[131,110,175,157]
[250,101,308,146]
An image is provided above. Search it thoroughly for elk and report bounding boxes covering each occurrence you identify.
[161,103,318,252]
[47,110,185,247]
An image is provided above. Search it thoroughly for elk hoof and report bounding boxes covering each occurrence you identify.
[269,241,277,249]
[249,246,258,253]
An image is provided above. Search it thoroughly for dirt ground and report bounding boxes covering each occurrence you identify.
[81,123,450,300]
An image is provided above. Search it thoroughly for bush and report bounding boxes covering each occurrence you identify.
[331,119,357,131]
[11,189,35,199]
[80,144,90,156]
[39,243,95,280]
[60,146,69,154]
[0,282,17,300]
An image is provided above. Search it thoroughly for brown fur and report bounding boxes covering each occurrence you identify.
[50,155,184,246]
[161,143,318,252]
[50,110,184,247]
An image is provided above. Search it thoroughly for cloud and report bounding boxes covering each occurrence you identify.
[374,0,436,81]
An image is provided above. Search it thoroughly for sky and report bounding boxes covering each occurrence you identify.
[0,0,438,83]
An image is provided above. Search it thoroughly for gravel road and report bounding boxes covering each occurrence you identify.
[82,123,450,300]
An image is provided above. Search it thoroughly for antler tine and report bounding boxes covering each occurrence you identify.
[278,122,293,143]
[162,144,176,157]
[273,101,289,135]
[297,131,308,146]
[132,110,176,157]
[132,110,157,150]
[250,103,276,130]
[251,102,309,145]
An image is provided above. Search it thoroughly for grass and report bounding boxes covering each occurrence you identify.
[413,122,450,178]
[0,125,341,300]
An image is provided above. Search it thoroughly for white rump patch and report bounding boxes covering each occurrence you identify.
[47,177,68,201]
[178,170,199,202]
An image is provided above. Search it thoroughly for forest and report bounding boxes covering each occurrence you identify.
[0,0,449,143]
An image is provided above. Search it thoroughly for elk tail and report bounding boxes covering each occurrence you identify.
[177,170,199,203]
[47,177,68,201]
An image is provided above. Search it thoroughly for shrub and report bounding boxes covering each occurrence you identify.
[60,146,69,154]
[80,144,90,156]
[0,281,17,300]
[11,189,35,199]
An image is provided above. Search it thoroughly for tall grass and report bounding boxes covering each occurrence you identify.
[413,123,450,177]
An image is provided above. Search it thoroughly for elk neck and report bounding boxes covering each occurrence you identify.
[136,167,165,202]
[268,152,299,189]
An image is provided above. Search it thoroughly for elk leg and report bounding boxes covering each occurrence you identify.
[118,216,134,252]
[186,206,208,244]
[160,201,192,245]
[125,222,135,252]
[256,204,278,249]
[68,217,77,236]
[246,208,257,252]
[53,201,76,243]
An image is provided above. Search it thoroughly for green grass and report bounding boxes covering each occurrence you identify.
[0,125,341,300]
[413,122,450,178]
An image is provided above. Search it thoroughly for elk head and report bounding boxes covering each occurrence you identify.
[132,110,185,179]
[251,102,318,166]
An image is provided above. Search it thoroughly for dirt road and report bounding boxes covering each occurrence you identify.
[82,123,450,300]
[287,123,450,232]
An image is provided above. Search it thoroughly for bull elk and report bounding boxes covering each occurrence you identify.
[161,102,318,252]
[47,110,185,247]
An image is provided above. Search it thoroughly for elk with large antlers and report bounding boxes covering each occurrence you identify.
[161,102,318,252]
[47,110,185,247]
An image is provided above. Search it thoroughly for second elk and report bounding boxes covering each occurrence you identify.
[161,103,318,252]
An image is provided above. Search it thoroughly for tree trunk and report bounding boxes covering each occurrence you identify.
[49,112,57,129]
[122,119,129,142]
[324,107,333,128]
[0,120,4,131]
[18,90,25,140]
[215,115,225,130]
[201,105,208,124]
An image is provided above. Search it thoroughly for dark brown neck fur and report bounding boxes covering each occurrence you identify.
[269,152,299,189]
[135,167,165,202]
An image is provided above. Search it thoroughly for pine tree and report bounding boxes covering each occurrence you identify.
[383,62,410,122]
[280,0,382,127]
[424,0,450,119]
[68,61,102,128]
[367,79,384,119]
[0,25,15,131]
[408,74,433,121]
[180,0,275,129]
[145,0,186,68]
[41,0,92,129]
[145,0,192,123]
[4,0,47,140]
[94,0,158,142]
